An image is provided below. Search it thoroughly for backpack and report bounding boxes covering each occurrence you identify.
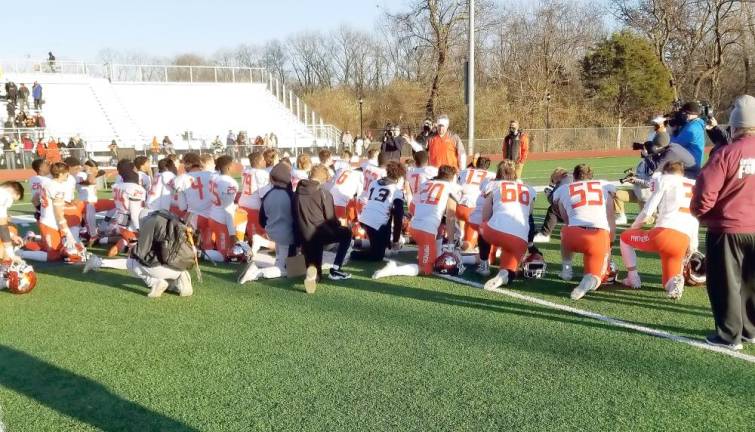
[155,211,197,271]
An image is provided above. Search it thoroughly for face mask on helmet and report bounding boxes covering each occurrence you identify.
[434,248,465,276]
[684,251,706,286]
[63,243,88,264]
[522,253,547,279]
[3,262,37,294]
[226,241,251,263]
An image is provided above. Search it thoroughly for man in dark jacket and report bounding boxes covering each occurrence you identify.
[294,164,352,293]
[691,94,755,351]
[502,120,529,179]
[414,119,435,153]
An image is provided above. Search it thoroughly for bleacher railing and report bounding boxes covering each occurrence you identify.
[1,59,341,149]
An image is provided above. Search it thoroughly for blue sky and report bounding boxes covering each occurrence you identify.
[4,0,406,60]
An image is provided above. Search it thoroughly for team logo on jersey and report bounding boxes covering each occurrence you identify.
[630,234,650,243]
[738,158,755,179]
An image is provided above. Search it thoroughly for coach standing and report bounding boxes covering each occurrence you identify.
[691,95,755,351]
[502,121,529,180]
[428,115,466,170]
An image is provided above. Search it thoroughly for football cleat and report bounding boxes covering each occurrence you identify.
[665,274,685,300]
[328,268,352,281]
[559,264,573,282]
[484,270,509,291]
[570,275,600,300]
[63,242,88,264]
[238,262,260,284]
[475,261,491,277]
[684,251,706,286]
[533,233,551,243]
[2,262,37,294]
[522,253,547,279]
[83,254,103,274]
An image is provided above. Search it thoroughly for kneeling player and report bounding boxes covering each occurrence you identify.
[205,156,243,263]
[0,181,25,263]
[619,161,698,299]
[552,164,616,300]
[457,157,493,251]
[107,165,147,256]
[479,160,536,290]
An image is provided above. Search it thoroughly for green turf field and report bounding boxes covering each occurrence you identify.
[1,156,753,432]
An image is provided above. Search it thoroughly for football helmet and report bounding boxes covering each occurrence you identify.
[684,251,706,286]
[351,222,367,240]
[226,241,251,263]
[78,226,91,244]
[602,259,619,284]
[522,253,547,279]
[434,247,465,276]
[3,262,37,294]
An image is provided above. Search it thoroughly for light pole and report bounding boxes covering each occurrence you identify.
[467,0,476,155]
[358,97,364,139]
[545,91,551,153]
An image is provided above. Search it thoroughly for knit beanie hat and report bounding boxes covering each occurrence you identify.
[270,162,292,187]
[730,95,755,129]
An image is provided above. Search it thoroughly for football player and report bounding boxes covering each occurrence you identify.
[406,151,438,215]
[552,164,616,300]
[457,157,494,250]
[362,152,388,193]
[479,160,537,290]
[204,156,241,263]
[29,158,50,221]
[133,155,154,192]
[146,157,178,213]
[62,157,86,240]
[107,163,147,257]
[239,151,274,251]
[19,162,81,262]
[403,165,461,276]
[78,160,115,246]
[173,153,215,250]
[0,181,25,264]
[318,148,335,177]
[263,148,280,171]
[351,161,407,265]
[329,164,364,226]
[619,161,699,299]
[291,153,312,191]
[334,150,353,173]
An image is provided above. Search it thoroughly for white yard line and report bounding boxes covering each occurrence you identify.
[433,271,755,363]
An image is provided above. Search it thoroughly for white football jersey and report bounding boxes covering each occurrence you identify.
[407,166,439,196]
[146,171,177,212]
[113,182,146,231]
[644,174,699,240]
[553,180,616,231]
[330,169,364,207]
[238,167,271,210]
[410,180,461,234]
[458,168,494,207]
[469,179,496,226]
[358,179,405,230]
[333,159,351,173]
[75,171,97,203]
[209,174,239,225]
[64,174,76,203]
[29,175,50,204]
[39,179,68,229]
[173,171,214,217]
[362,165,387,193]
[139,171,152,192]
[291,169,309,191]
[486,180,536,242]
[0,188,13,218]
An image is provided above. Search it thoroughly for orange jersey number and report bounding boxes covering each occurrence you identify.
[500,182,530,205]
[569,181,603,208]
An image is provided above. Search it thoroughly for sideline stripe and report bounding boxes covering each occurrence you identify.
[430,271,755,363]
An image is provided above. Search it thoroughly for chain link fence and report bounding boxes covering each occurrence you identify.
[472,126,653,154]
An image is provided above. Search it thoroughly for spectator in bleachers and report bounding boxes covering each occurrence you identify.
[5,100,15,119]
[226,130,236,157]
[32,81,43,110]
[269,132,278,147]
[46,138,61,163]
[211,135,224,155]
[108,140,119,165]
[5,81,17,106]
[18,84,30,111]
[254,135,264,147]
[150,136,161,164]
[162,136,174,155]
[34,113,45,128]
[36,139,47,159]
[48,52,56,72]
[21,134,34,166]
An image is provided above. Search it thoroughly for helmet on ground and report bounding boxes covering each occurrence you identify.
[602,259,619,284]
[4,262,37,294]
[402,214,411,236]
[63,242,87,264]
[226,241,251,263]
[522,253,547,279]
[78,226,91,243]
[351,222,367,240]
[684,251,706,286]
[434,248,465,276]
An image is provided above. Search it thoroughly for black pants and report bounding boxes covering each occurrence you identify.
[705,232,755,343]
[302,224,352,278]
[350,223,390,262]
[539,204,562,236]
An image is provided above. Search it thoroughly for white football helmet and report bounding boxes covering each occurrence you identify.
[522,253,547,279]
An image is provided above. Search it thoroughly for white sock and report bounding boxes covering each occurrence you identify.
[628,269,640,280]
[619,240,637,269]
[18,250,48,262]
[383,263,419,277]
[101,258,129,270]
[461,255,477,265]
[203,250,225,263]
[562,260,572,271]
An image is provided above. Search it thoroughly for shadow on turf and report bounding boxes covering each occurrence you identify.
[0,345,198,431]
[32,262,153,297]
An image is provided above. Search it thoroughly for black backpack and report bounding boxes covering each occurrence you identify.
[155,211,196,271]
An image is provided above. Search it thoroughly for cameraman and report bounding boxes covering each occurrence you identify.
[414,119,435,153]
[381,123,423,162]
[664,102,706,177]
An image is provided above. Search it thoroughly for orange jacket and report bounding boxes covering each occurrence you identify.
[46,141,61,162]
[428,133,465,169]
